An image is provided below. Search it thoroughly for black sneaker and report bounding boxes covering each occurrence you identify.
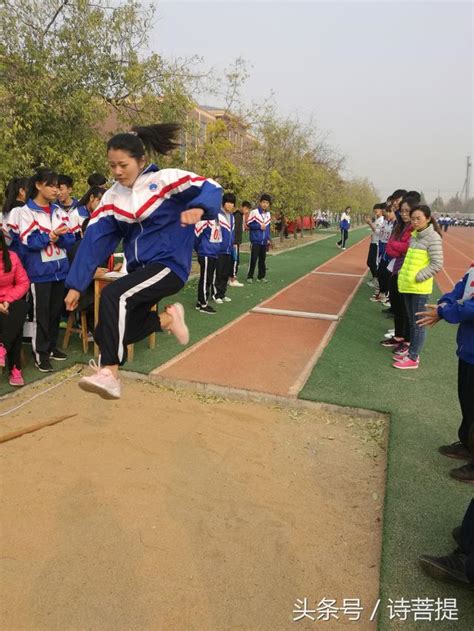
[50,348,67,361]
[35,359,53,373]
[419,550,473,587]
[199,305,216,314]
[439,441,472,461]
[195,302,202,310]
[449,462,474,485]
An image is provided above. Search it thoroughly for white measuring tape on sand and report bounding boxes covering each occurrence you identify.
[0,368,83,417]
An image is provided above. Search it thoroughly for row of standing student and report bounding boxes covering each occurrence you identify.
[1,172,108,381]
[365,189,473,484]
[364,189,474,582]
[194,194,272,314]
[365,189,444,370]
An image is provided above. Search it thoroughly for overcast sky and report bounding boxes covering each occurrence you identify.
[151,1,473,203]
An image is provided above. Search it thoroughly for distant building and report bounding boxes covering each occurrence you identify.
[99,102,257,156]
[185,105,257,151]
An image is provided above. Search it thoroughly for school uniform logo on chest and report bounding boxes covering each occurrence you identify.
[149,183,158,191]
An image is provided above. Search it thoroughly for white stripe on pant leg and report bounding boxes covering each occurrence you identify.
[117,267,171,363]
[30,283,41,364]
[247,244,252,274]
[203,256,208,305]
[211,264,217,300]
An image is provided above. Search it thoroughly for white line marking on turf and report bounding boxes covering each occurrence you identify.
[251,307,339,321]
[311,271,364,278]
[288,321,338,396]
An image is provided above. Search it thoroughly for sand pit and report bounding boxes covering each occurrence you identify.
[0,372,387,630]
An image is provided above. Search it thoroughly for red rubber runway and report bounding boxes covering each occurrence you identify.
[152,238,369,397]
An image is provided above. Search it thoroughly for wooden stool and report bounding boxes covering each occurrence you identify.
[62,310,90,354]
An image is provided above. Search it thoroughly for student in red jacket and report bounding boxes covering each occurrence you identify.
[0,232,30,386]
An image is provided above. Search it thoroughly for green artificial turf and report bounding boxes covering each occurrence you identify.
[299,283,474,630]
[0,227,368,396]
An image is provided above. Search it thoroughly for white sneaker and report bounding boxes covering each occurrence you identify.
[384,331,396,339]
[165,302,189,345]
[228,279,244,287]
[223,296,232,302]
[214,298,223,304]
[79,360,121,399]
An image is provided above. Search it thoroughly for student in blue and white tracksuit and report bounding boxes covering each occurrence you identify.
[65,123,222,399]
[212,192,236,303]
[194,214,221,314]
[2,176,29,257]
[19,169,75,372]
[68,185,106,241]
[336,206,351,249]
[247,194,272,282]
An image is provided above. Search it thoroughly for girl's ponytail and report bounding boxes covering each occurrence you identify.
[107,123,181,159]
[429,214,443,237]
[132,123,181,156]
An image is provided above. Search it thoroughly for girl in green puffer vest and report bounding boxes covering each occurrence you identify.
[395,205,443,369]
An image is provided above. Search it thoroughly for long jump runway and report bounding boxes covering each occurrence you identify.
[152,238,370,397]
[151,229,473,397]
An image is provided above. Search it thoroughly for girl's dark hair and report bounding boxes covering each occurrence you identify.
[405,190,421,203]
[2,176,29,215]
[241,201,251,208]
[392,196,417,238]
[410,204,443,237]
[27,168,58,201]
[0,231,12,273]
[87,172,107,187]
[78,186,106,208]
[391,189,408,199]
[107,123,181,159]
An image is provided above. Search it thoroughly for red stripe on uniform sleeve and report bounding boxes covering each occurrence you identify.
[20,220,38,239]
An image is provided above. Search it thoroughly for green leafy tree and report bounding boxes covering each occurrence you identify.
[0,0,199,191]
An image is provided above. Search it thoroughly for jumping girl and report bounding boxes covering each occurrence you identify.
[65,123,222,400]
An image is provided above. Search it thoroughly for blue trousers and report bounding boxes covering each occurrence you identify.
[404,293,430,360]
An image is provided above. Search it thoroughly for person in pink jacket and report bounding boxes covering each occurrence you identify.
[0,232,30,386]
[380,197,416,358]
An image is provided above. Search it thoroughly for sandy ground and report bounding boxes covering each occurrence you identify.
[0,371,387,630]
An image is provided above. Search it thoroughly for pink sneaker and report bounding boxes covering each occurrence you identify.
[0,343,6,368]
[79,360,121,399]
[393,356,419,370]
[9,366,24,387]
[165,302,189,345]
